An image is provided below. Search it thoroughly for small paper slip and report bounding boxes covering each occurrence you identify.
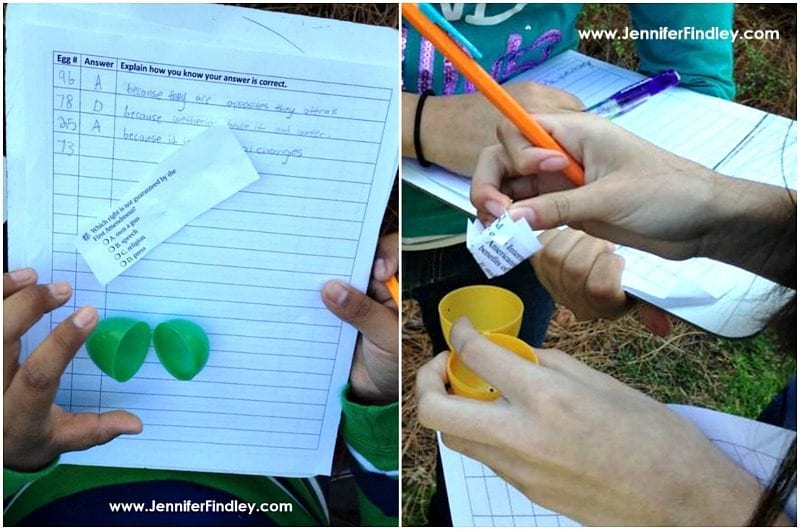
[466,212,543,278]
[75,125,259,285]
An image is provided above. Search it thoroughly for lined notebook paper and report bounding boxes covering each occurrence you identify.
[440,405,796,527]
[6,7,398,476]
[402,50,796,337]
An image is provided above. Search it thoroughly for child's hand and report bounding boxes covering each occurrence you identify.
[321,233,398,404]
[4,269,142,471]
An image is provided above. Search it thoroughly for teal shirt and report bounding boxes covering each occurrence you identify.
[403,3,735,238]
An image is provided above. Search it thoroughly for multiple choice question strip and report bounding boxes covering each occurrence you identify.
[8,19,397,476]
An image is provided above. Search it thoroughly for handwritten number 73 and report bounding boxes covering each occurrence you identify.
[57,139,75,155]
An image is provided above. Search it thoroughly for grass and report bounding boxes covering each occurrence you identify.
[402,4,797,526]
[717,332,796,418]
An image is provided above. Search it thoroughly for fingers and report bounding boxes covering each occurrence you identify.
[53,410,143,454]
[533,229,625,320]
[450,317,547,401]
[374,232,399,281]
[509,183,617,230]
[636,302,673,337]
[496,120,569,175]
[4,282,73,344]
[582,252,626,319]
[369,232,399,304]
[7,306,98,418]
[471,144,515,221]
[4,268,38,298]
[471,137,567,223]
[321,280,397,353]
[416,352,510,443]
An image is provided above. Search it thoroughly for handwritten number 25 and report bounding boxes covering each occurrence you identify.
[57,116,77,131]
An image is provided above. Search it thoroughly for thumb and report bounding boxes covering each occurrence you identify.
[55,410,143,453]
[321,280,397,351]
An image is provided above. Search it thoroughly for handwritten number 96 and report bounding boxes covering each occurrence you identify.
[58,70,76,86]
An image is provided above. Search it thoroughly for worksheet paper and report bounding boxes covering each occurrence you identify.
[6,20,398,476]
[440,405,796,527]
[9,3,397,66]
[402,50,797,337]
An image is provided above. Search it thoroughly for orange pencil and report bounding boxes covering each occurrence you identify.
[403,3,585,186]
[385,275,400,305]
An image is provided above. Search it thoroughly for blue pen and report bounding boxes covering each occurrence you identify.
[418,3,483,59]
[586,70,680,119]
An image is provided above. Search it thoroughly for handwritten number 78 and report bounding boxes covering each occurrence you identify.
[57,94,74,109]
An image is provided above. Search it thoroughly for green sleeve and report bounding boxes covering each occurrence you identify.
[340,384,398,471]
[628,4,736,100]
[4,458,60,499]
[340,385,398,526]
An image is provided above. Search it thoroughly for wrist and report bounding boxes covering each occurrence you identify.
[401,92,420,157]
[349,361,397,405]
[403,92,449,171]
[702,176,796,286]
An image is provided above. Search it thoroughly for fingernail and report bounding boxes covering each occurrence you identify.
[373,258,387,278]
[48,282,71,299]
[540,155,568,172]
[9,268,35,283]
[484,200,505,218]
[73,306,97,329]
[508,205,536,226]
[324,281,349,305]
[124,417,144,434]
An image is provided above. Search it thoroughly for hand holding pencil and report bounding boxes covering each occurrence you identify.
[470,113,774,267]
[402,3,586,186]
[321,232,399,404]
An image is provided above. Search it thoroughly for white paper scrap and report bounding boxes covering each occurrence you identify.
[75,125,259,285]
[466,212,543,278]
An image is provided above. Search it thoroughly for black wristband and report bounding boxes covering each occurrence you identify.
[414,89,435,167]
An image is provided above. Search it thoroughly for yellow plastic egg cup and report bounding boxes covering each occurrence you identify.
[447,333,538,401]
[438,285,524,352]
